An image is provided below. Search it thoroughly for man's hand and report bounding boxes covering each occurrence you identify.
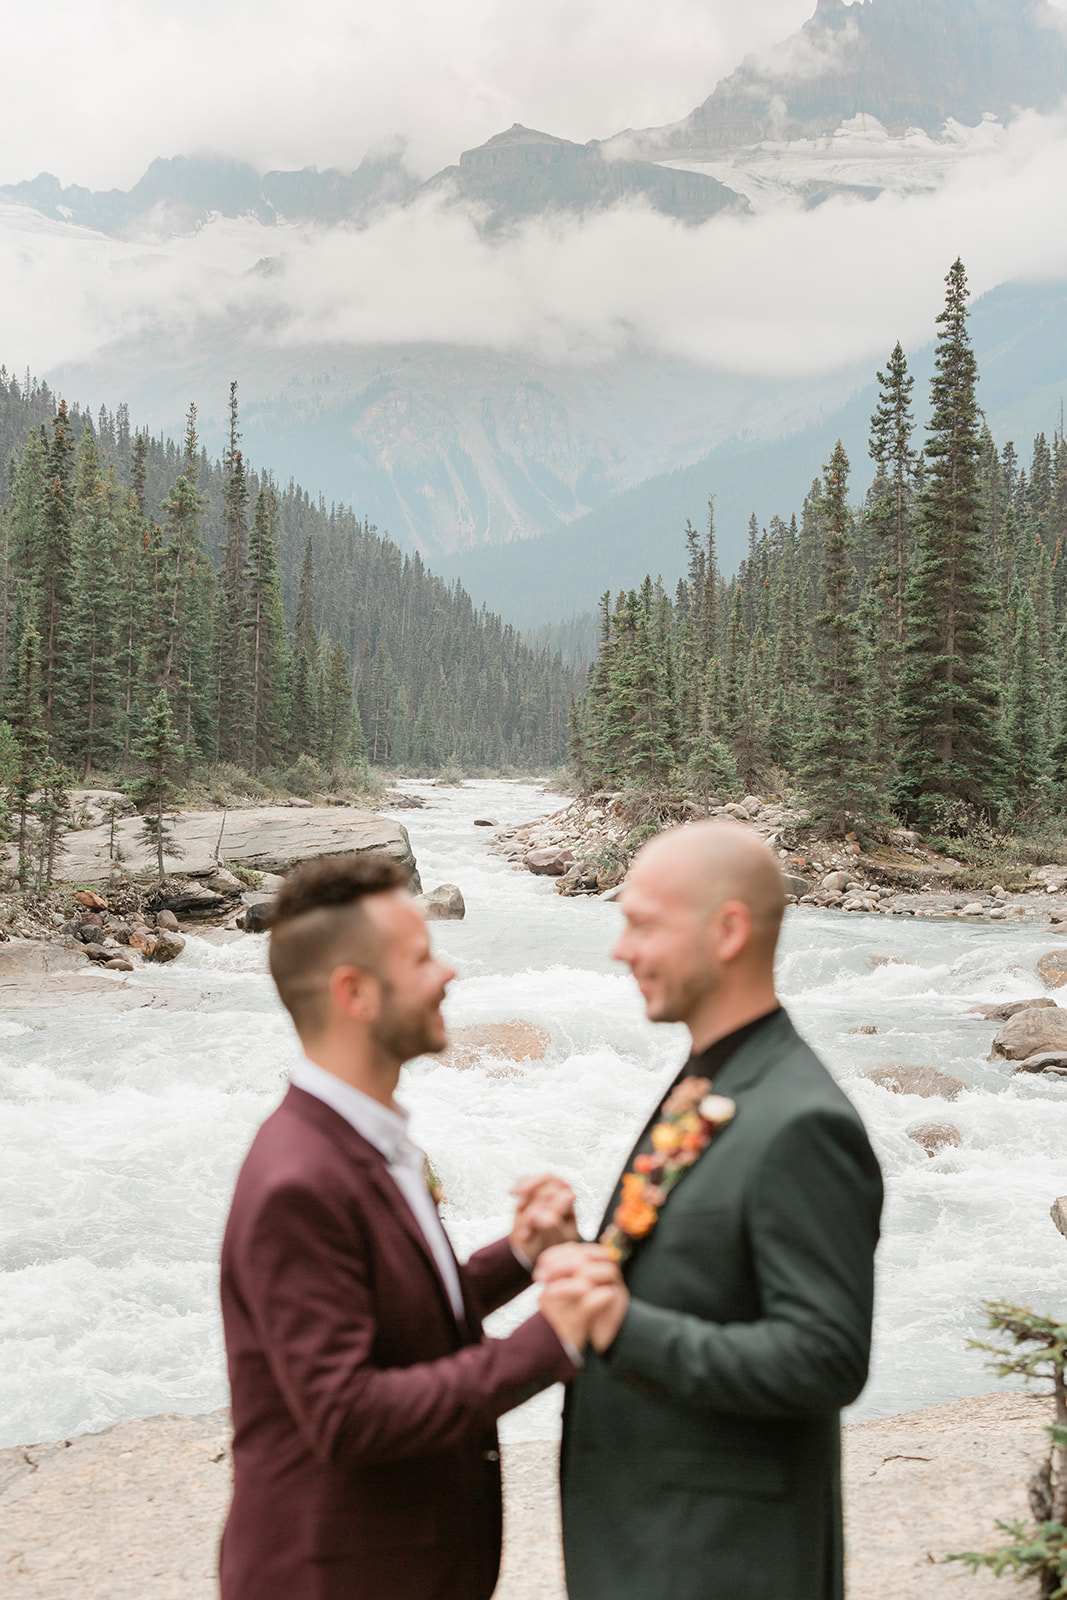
[535,1242,630,1354]
[509,1174,579,1266]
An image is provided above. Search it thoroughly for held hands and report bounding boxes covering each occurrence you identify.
[509,1174,579,1266]
[534,1242,629,1355]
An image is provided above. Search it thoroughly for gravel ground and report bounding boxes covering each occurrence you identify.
[0,1393,1050,1597]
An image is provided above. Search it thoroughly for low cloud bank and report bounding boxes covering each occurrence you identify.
[2,107,1067,383]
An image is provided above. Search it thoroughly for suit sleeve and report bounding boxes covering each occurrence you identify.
[240,1183,575,1465]
[462,1235,534,1317]
[603,1109,883,1419]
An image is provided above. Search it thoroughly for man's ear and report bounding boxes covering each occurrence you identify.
[328,964,380,1025]
[716,900,752,964]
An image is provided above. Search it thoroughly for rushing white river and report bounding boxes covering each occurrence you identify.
[2,778,1067,1451]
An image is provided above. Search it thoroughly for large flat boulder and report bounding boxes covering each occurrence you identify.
[439,1020,551,1070]
[1037,949,1067,988]
[858,1063,965,1100]
[968,997,1057,1021]
[991,1005,1067,1061]
[50,808,420,889]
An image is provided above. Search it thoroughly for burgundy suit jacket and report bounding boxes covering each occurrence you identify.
[219,1085,573,1600]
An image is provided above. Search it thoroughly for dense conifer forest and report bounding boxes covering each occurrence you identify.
[0,376,580,820]
[571,261,1067,853]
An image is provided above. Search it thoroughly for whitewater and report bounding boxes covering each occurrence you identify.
[2,777,1066,1451]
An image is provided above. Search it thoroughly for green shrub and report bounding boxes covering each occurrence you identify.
[948,1301,1067,1598]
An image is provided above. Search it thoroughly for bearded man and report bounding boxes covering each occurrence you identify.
[537,821,883,1600]
[219,853,578,1600]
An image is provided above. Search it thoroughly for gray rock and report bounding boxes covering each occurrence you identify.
[858,1063,965,1100]
[1037,949,1067,988]
[961,902,985,916]
[473,818,496,828]
[241,901,273,934]
[104,958,134,972]
[155,909,180,933]
[721,803,750,821]
[1012,1052,1067,1077]
[416,884,466,921]
[203,867,243,894]
[822,870,851,892]
[524,847,575,877]
[783,874,812,897]
[991,1006,1067,1060]
[906,1121,962,1156]
[968,997,1057,1022]
[147,930,185,964]
[152,882,225,917]
[1052,1197,1067,1240]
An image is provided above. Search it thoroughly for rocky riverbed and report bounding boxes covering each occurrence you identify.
[496,790,1067,927]
[0,798,420,974]
[0,1393,1052,1599]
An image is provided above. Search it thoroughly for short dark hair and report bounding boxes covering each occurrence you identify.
[268,853,409,1036]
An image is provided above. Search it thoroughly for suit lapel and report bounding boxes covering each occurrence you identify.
[596,1009,800,1247]
[285,1085,472,1338]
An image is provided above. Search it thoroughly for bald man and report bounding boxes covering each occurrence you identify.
[536,822,883,1600]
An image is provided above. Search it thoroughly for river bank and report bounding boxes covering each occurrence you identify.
[495,790,1067,924]
[0,1392,1050,1598]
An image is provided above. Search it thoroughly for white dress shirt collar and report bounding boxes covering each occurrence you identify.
[290,1054,414,1165]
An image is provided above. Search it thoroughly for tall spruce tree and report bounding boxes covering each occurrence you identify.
[64,430,122,776]
[243,489,289,772]
[7,624,47,889]
[37,402,75,733]
[1003,589,1049,798]
[799,442,880,832]
[132,690,185,887]
[893,261,1006,824]
[869,341,918,647]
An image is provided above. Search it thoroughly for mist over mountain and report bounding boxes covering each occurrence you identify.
[624,0,1067,157]
[2,0,1066,622]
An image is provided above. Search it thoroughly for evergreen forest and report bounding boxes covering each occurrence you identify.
[571,261,1067,851]
[0,377,580,820]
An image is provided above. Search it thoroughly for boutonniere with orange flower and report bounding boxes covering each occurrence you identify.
[599,1077,736,1264]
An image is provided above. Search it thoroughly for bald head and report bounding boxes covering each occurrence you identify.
[613,821,784,1045]
[632,821,786,959]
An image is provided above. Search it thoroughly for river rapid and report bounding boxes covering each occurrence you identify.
[2,778,1066,1450]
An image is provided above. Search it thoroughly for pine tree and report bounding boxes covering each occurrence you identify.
[64,430,122,777]
[214,385,250,761]
[687,669,737,812]
[31,757,70,891]
[37,402,75,733]
[1003,589,1049,798]
[154,446,211,754]
[869,341,918,646]
[131,690,185,888]
[799,442,881,833]
[894,261,1006,824]
[319,642,357,769]
[243,488,289,772]
[7,624,47,889]
[627,581,673,787]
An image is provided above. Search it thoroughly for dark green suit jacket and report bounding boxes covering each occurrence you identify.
[560,1008,883,1600]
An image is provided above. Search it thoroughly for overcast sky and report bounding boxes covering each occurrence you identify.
[5,0,825,188]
